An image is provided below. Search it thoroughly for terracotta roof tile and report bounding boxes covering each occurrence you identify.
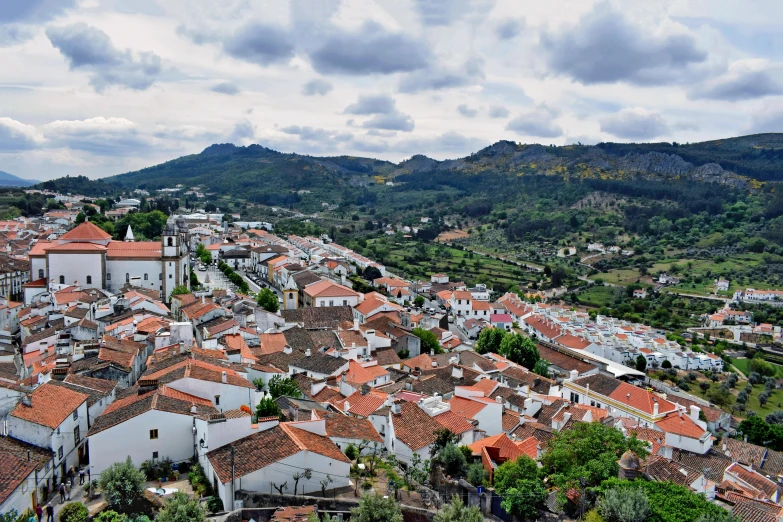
[392,402,442,451]
[10,381,88,429]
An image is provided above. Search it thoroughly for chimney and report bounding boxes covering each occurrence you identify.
[361,384,370,396]
[653,402,659,416]
[689,405,700,422]
[305,348,311,357]
[179,341,186,355]
[344,400,351,413]
[452,366,463,379]
[391,401,401,414]
[353,317,359,330]
[202,295,205,304]
[191,404,197,414]
[430,349,434,356]
[221,371,227,383]
[495,395,504,404]
[562,411,572,425]
[432,361,437,368]
[569,369,578,381]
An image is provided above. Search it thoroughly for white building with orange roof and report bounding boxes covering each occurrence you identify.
[26,220,190,303]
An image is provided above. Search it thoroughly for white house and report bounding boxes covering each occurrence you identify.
[0,436,55,516]
[7,382,89,481]
[87,381,218,475]
[205,419,350,509]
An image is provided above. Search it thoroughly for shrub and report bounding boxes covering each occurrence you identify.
[94,511,127,522]
[156,492,206,522]
[205,496,224,514]
[438,443,467,477]
[345,444,359,461]
[99,457,146,513]
[58,502,89,522]
[466,463,488,487]
[599,487,650,522]
[585,510,605,522]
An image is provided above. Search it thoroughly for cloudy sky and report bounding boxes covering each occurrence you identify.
[1,0,782,180]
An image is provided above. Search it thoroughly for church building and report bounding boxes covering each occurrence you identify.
[27,220,190,302]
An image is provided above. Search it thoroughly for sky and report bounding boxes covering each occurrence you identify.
[1,0,783,181]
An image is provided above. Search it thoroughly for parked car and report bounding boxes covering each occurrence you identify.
[198,265,207,271]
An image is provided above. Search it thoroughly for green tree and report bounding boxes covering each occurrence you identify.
[414,295,425,307]
[155,492,207,522]
[412,327,442,354]
[749,354,777,377]
[707,385,734,409]
[75,212,86,224]
[438,443,467,477]
[350,493,403,522]
[58,502,89,522]
[99,457,146,513]
[256,288,279,313]
[256,397,281,419]
[493,455,538,494]
[475,327,506,355]
[599,486,650,522]
[267,375,302,399]
[466,463,488,487]
[635,355,647,372]
[540,422,648,491]
[345,444,359,461]
[501,480,548,521]
[499,333,539,369]
[661,360,672,369]
[533,359,550,377]
[433,496,483,522]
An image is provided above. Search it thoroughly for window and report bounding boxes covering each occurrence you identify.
[569,392,580,403]
[38,269,44,279]
[343,300,348,306]
[329,300,334,306]
[107,273,111,281]
[72,409,78,420]
[159,273,162,280]
[59,275,65,284]
[73,426,80,444]
[126,273,130,283]
[44,461,50,472]
[58,446,63,460]
[152,451,159,460]
[149,429,158,440]
[214,396,220,406]
[169,274,172,279]
[144,273,148,281]
[86,275,92,284]
[167,238,173,246]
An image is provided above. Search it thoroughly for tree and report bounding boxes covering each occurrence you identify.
[438,443,467,477]
[413,295,425,307]
[319,475,333,497]
[599,486,650,522]
[501,480,548,521]
[707,385,734,408]
[363,266,382,281]
[635,355,647,372]
[267,375,302,399]
[256,397,281,419]
[434,496,483,522]
[292,468,312,496]
[432,428,460,454]
[533,358,550,377]
[699,381,710,393]
[498,333,539,369]
[345,444,359,461]
[759,391,771,407]
[475,327,506,355]
[257,288,279,313]
[412,327,442,354]
[350,493,403,522]
[494,456,539,494]
[540,423,648,491]
[466,463,488,487]
[661,360,672,369]
[749,354,777,377]
[272,482,288,495]
[156,491,206,522]
[58,502,89,522]
[99,457,146,513]
[94,512,128,522]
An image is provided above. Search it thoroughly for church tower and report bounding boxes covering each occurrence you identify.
[161,220,190,301]
[283,275,298,310]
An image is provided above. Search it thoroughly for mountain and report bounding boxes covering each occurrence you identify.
[0,170,40,187]
[41,133,783,210]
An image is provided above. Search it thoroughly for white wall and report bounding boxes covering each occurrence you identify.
[0,473,36,517]
[315,295,359,307]
[48,253,103,289]
[166,378,259,412]
[106,259,163,293]
[88,409,196,475]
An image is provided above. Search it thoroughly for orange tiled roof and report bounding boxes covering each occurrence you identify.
[448,396,488,419]
[10,382,88,429]
[59,222,111,241]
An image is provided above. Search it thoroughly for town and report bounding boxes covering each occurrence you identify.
[0,192,780,522]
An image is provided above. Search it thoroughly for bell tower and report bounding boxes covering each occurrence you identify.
[283,275,298,310]
[161,221,190,301]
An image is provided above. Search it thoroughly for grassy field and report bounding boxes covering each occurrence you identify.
[597,269,642,285]
[576,285,623,307]
[732,358,783,379]
[374,239,535,291]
